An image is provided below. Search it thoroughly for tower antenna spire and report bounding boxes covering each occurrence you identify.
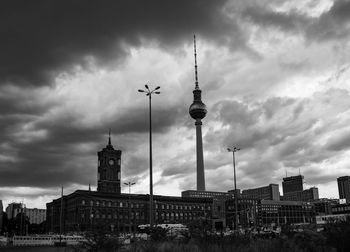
[194,34,199,90]
[108,128,111,146]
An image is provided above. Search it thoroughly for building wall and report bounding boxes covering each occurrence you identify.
[332,203,350,214]
[47,190,213,233]
[337,176,350,203]
[25,208,46,224]
[282,175,304,195]
[242,184,280,201]
[6,203,22,219]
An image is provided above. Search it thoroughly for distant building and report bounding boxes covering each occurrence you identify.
[5,203,45,224]
[182,190,232,199]
[337,176,350,203]
[311,198,338,215]
[282,175,304,195]
[25,208,46,224]
[281,175,319,202]
[301,187,319,201]
[227,189,241,197]
[181,190,237,230]
[242,184,280,201]
[225,198,315,228]
[6,203,22,219]
[225,198,257,229]
[332,202,350,215]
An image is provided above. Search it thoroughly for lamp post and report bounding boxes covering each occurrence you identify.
[227,146,240,231]
[124,182,136,194]
[138,85,160,228]
[124,182,136,233]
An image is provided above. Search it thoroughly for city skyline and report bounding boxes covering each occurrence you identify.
[1,0,350,209]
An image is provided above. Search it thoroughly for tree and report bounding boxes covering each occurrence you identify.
[324,216,350,252]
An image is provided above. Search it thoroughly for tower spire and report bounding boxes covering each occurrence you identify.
[108,128,111,146]
[194,35,199,90]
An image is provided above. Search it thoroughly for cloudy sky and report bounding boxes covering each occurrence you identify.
[1,0,350,209]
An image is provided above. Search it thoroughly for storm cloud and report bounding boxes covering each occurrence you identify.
[1,0,350,208]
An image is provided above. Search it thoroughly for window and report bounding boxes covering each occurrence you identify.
[82,200,85,205]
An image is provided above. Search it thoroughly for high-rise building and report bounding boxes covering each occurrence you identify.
[301,187,319,201]
[6,202,22,219]
[242,184,280,201]
[25,208,46,224]
[282,175,304,195]
[97,131,122,194]
[189,35,207,191]
[337,176,350,203]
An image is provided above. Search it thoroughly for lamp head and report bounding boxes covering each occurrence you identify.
[145,84,149,89]
[138,89,145,93]
[155,86,160,90]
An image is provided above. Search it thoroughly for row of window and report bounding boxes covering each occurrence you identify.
[333,205,350,212]
[81,200,209,211]
[81,211,201,221]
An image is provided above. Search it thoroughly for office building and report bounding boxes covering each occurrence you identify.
[301,187,319,201]
[25,208,46,224]
[282,175,304,195]
[337,176,350,203]
[242,184,280,201]
[182,190,233,199]
[6,203,23,219]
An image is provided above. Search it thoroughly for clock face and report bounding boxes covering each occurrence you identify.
[108,159,115,166]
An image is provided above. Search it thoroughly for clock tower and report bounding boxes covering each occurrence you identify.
[97,131,122,193]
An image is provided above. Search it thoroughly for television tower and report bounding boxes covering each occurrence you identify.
[189,35,207,191]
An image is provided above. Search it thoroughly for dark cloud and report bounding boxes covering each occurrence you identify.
[0,0,237,87]
[326,131,350,151]
[205,88,350,188]
[240,1,350,43]
[307,0,350,41]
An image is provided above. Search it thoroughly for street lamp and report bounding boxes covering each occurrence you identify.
[124,182,136,194]
[227,146,240,231]
[124,182,136,233]
[138,85,160,228]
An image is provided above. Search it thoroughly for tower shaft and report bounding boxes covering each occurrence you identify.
[195,119,205,191]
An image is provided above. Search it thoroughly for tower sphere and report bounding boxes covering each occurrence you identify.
[189,100,207,120]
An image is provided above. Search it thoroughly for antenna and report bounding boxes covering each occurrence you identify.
[194,35,199,89]
[108,128,111,145]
